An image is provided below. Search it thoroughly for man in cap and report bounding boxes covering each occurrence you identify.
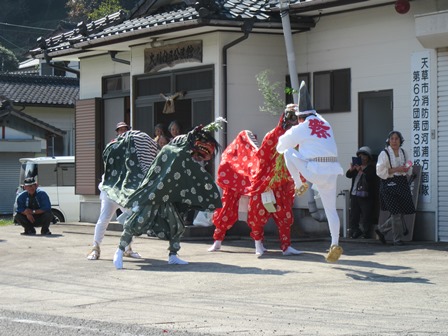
[115,121,130,134]
[14,177,53,235]
[276,81,344,262]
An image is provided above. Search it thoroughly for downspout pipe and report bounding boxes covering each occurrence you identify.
[222,20,254,148]
[109,51,131,65]
[279,1,326,222]
[44,50,80,77]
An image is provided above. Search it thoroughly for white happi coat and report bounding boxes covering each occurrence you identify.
[276,113,343,182]
[277,113,343,246]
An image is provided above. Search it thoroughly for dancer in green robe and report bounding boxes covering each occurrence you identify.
[111,120,224,269]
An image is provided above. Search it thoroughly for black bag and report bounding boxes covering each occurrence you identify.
[355,173,369,197]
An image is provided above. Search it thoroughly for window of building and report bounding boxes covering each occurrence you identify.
[313,68,350,113]
[134,65,214,137]
[103,74,130,95]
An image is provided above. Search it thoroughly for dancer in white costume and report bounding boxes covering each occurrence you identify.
[276,81,344,262]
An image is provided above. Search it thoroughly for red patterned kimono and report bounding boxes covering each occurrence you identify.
[212,130,258,241]
[247,117,296,251]
[212,116,297,251]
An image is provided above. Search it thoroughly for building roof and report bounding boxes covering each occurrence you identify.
[0,74,79,107]
[29,0,319,58]
[0,99,66,138]
[28,0,394,60]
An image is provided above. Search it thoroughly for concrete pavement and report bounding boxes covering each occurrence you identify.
[1,222,448,335]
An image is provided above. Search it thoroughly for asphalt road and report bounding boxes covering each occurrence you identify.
[1,223,448,336]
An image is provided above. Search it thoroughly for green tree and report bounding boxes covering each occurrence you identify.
[0,45,19,73]
[66,0,138,22]
[66,0,99,22]
[89,0,122,20]
[256,69,285,116]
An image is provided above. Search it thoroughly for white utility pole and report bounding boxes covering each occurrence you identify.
[279,0,299,104]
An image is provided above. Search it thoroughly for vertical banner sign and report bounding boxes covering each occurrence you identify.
[411,51,430,203]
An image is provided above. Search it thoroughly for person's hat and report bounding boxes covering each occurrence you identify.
[115,121,130,131]
[296,81,316,116]
[356,146,372,158]
[23,177,37,186]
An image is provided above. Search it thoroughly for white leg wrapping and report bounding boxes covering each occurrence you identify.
[168,254,188,265]
[113,249,124,269]
[282,246,304,256]
[255,240,265,256]
[207,240,222,252]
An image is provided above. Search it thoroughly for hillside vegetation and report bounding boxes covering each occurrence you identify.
[0,0,139,61]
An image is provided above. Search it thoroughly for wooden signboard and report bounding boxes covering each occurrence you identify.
[377,165,422,242]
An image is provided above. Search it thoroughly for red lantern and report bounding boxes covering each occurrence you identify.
[395,0,410,14]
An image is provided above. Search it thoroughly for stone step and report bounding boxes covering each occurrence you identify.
[105,220,252,239]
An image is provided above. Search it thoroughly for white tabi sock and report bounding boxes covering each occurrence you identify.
[282,246,304,256]
[255,240,266,256]
[168,254,188,265]
[207,240,222,252]
[113,249,124,269]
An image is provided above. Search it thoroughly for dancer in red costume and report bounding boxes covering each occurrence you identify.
[247,108,305,256]
[209,106,305,255]
[208,130,258,252]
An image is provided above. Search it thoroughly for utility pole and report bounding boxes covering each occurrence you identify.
[279,0,299,104]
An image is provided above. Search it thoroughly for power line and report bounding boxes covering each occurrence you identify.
[0,28,45,35]
[0,22,53,31]
[0,34,26,51]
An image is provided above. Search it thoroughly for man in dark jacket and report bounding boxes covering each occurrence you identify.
[14,177,53,235]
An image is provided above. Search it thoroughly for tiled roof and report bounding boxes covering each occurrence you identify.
[0,74,79,107]
[0,99,66,137]
[30,0,317,56]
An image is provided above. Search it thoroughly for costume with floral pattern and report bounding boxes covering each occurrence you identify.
[212,114,299,252]
[212,130,258,241]
[247,115,296,251]
[116,132,222,254]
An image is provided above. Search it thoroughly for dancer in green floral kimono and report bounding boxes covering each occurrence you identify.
[111,119,225,269]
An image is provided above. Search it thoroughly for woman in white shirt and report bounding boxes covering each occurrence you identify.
[376,131,415,245]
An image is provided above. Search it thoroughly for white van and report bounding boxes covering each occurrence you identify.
[14,156,80,223]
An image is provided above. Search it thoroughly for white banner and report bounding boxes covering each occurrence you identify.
[411,51,430,203]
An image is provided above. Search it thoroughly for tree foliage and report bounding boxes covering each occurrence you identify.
[256,70,285,116]
[0,0,67,60]
[66,0,99,22]
[0,45,19,73]
[66,0,137,22]
[89,0,123,20]
[0,0,32,25]
[0,0,139,60]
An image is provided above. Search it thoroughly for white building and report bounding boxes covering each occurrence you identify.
[28,0,448,241]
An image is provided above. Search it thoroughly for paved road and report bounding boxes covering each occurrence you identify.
[1,223,447,336]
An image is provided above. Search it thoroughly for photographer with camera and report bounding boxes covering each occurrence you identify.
[346,146,376,239]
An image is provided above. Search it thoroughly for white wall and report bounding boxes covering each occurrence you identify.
[75,1,441,214]
[131,32,287,143]
[225,33,287,142]
[289,2,439,209]
[79,53,130,99]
